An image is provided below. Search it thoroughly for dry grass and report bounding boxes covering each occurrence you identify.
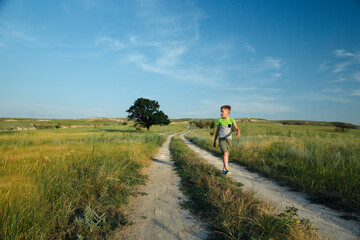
[0,123,186,239]
[186,122,360,212]
[170,136,319,239]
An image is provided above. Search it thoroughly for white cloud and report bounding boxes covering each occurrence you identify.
[274,73,282,78]
[332,61,351,73]
[126,54,146,63]
[235,102,293,114]
[320,49,360,85]
[129,35,137,44]
[329,77,346,83]
[246,44,256,53]
[61,3,71,14]
[95,37,125,51]
[303,93,350,103]
[350,89,360,96]
[136,0,206,42]
[332,49,355,57]
[230,87,281,93]
[1,23,38,43]
[0,22,40,47]
[318,60,330,72]
[322,88,344,93]
[264,57,281,69]
[0,101,111,119]
[156,47,187,67]
[353,72,360,82]
[11,29,38,42]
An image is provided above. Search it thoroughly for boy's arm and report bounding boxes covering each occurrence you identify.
[233,122,241,137]
[213,125,220,147]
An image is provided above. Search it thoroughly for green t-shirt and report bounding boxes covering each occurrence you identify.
[216,117,236,139]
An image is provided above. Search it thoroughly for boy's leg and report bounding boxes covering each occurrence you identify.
[223,152,229,170]
[219,138,231,171]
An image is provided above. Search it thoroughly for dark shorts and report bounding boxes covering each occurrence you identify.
[219,138,232,154]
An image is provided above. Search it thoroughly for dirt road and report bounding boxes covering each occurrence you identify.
[181,134,360,240]
[113,135,209,240]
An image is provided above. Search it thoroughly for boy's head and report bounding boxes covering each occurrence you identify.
[220,105,231,118]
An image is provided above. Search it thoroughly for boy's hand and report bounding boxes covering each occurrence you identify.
[237,132,241,137]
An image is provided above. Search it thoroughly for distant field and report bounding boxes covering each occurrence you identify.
[186,121,360,212]
[0,118,128,131]
[0,123,186,239]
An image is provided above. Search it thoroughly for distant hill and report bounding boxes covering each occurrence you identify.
[272,119,360,129]
[1,117,359,131]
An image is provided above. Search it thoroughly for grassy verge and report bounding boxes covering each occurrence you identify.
[185,122,360,213]
[0,124,186,239]
[169,136,318,240]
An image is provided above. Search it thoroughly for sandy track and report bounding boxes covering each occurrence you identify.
[181,134,360,240]
[113,135,209,240]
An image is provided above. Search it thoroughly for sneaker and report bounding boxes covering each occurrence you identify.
[222,170,231,177]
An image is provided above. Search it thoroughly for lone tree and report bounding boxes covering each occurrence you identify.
[126,97,170,131]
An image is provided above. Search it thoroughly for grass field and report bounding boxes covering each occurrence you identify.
[0,123,186,239]
[170,136,318,239]
[185,122,360,212]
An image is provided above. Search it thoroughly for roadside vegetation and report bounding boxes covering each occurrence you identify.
[0,123,186,239]
[186,122,360,212]
[170,136,318,239]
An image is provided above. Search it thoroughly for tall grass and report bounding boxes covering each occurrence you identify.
[0,123,186,239]
[170,136,318,239]
[186,122,360,212]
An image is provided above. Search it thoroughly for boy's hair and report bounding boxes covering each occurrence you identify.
[221,105,231,111]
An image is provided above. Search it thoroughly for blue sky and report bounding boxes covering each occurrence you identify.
[1,0,360,124]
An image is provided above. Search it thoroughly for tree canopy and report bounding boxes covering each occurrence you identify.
[126,98,170,131]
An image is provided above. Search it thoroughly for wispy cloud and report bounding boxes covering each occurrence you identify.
[321,49,360,75]
[136,0,206,41]
[318,60,330,72]
[322,87,344,93]
[95,37,126,51]
[201,98,293,116]
[116,1,283,88]
[246,44,256,53]
[234,102,293,114]
[332,49,355,57]
[0,22,39,44]
[332,61,351,73]
[264,57,282,69]
[0,101,111,118]
[229,87,281,93]
[156,46,187,67]
[329,77,346,83]
[61,2,72,14]
[353,72,360,82]
[350,89,360,96]
[302,93,350,103]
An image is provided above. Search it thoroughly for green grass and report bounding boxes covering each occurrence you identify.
[169,136,318,240]
[0,117,190,131]
[0,123,186,239]
[186,122,360,212]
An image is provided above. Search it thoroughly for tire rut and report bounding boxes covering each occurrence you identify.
[113,134,209,240]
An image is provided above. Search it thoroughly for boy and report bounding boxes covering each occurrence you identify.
[213,105,241,177]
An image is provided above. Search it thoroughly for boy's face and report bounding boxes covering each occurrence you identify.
[220,108,230,118]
